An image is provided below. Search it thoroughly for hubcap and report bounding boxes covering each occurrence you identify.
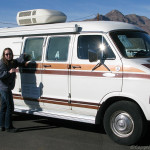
[110,111,134,137]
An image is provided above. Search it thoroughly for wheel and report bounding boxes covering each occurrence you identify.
[103,101,147,145]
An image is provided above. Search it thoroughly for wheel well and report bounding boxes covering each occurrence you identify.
[95,96,145,126]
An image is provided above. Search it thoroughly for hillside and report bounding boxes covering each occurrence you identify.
[86,10,150,34]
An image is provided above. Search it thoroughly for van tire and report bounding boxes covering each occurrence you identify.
[103,101,147,145]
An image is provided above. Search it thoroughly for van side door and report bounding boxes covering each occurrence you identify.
[18,37,45,110]
[70,34,123,116]
[41,35,72,112]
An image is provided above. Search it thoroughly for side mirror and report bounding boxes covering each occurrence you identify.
[88,49,98,62]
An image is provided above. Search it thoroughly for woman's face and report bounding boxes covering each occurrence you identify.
[4,49,13,61]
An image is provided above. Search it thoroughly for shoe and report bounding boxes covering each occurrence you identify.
[0,127,5,131]
[6,127,19,133]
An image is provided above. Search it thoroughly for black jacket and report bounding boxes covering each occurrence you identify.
[0,54,25,91]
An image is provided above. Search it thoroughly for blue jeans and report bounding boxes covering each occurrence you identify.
[0,90,14,129]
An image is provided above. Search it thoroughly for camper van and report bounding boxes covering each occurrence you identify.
[0,9,150,145]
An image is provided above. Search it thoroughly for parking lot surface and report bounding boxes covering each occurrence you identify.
[0,113,149,150]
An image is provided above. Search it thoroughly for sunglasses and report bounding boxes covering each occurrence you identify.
[5,53,12,56]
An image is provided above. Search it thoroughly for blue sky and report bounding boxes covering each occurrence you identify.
[0,0,150,27]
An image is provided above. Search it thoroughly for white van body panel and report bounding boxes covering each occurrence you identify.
[100,57,150,120]
[122,58,150,120]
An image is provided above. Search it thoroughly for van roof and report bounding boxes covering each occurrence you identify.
[0,21,144,37]
[76,21,143,32]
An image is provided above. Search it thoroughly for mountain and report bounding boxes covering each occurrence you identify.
[85,10,150,34]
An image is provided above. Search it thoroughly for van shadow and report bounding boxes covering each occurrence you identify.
[13,113,105,134]
[13,113,57,132]
[20,61,43,112]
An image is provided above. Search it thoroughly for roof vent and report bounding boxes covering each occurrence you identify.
[17,9,67,26]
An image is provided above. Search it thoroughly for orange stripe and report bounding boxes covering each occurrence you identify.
[42,63,69,69]
[42,63,144,73]
[26,63,121,72]
[24,62,144,73]
[71,64,122,72]
[123,66,145,73]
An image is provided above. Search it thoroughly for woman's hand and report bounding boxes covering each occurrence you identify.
[9,68,16,73]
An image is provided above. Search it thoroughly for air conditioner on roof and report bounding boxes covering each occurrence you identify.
[16,9,67,26]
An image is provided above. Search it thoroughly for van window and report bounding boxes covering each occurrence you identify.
[24,38,44,61]
[110,31,150,58]
[77,35,115,59]
[46,36,70,61]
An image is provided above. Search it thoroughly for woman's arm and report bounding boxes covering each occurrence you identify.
[16,54,25,66]
[0,61,10,79]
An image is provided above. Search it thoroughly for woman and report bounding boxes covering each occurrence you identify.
[0,48,25,133]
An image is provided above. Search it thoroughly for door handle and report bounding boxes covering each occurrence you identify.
[43,65,51,67]
[103,73,115,77]
[72,65,81,69]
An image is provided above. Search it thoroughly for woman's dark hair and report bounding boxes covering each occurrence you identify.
[2,48,14,65]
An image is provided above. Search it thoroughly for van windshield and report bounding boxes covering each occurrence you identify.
[110,31,150,58]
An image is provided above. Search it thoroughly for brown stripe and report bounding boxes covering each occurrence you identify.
[123,73,150,79]
[70,103,99,109]
[71,71,122,78]
[71,100,100,106]
[13,95,99,109]
[42,70,69,75]
[41,96,100,107]
[14,96,69,106]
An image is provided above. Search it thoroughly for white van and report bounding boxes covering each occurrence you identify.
[0,9,150,145]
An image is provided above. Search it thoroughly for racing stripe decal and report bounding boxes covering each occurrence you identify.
[13,94,100,110]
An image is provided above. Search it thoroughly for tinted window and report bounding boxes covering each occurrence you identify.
[77,35,115,59]
[24,38,44,61]
[46,36,70,61]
